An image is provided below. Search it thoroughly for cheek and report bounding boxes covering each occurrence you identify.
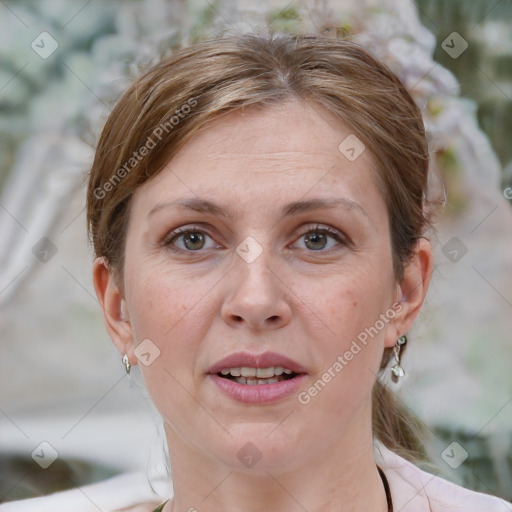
[302,266,392,400]
[313,264,392,338]
[126,260,202,343]
[124,267,181,355]
[129,285,196,420]
[125,264,217,409]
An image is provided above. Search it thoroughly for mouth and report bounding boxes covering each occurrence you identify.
[207,351,307,404]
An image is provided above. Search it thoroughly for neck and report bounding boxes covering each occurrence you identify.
[162,402,388,512]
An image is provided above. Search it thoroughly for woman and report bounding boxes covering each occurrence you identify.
[17,32,506,512]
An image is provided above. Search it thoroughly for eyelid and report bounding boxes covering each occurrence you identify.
[294,223,344,238]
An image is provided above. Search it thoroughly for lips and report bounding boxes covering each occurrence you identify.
[207,351,308,404]
[207,351,308,376]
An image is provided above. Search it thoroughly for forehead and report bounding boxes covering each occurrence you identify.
[174,100,364,166]
[130,99,382,217]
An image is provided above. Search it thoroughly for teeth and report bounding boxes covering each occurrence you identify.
[240,367,257,377]
[256,367,274,378]
[234,376,285,385]
[219,366,295,378]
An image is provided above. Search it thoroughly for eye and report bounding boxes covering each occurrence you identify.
[163,224,347,253]
[164,226,218,252]
[292,224,347,252]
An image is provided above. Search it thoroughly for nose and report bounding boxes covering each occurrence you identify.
[220,247,292,331]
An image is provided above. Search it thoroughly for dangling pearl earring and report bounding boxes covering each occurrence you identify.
[391,335,407,382]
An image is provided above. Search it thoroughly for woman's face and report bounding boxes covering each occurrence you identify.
[106,99,419,473]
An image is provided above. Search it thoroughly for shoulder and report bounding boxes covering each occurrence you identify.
[0,472,169,512]
[375,441,512,512]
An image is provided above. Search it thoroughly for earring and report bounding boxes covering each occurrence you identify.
[122,354,131,375]
[391,335,407,382]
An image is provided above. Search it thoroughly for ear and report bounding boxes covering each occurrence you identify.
[92,257,136,367]
[385,237,434,348]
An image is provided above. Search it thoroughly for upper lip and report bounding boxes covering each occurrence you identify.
[208,351,307,375]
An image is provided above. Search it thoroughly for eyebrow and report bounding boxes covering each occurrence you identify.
[147,197,369,220]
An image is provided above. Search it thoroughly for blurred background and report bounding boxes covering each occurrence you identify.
[1,0,511,504]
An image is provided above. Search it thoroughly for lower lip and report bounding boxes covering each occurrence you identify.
[209,373,307,404]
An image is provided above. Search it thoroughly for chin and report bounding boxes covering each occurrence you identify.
[211,426,306,475]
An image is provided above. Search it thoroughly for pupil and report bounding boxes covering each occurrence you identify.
[305,232,326,250]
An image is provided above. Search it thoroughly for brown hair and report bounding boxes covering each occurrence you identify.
[87,32,437,462]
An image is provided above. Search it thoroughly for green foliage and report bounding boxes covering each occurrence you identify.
[190,1,220,43]
[266,5,302,33]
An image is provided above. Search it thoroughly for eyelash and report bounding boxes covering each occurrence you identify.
[162,224,348,253]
